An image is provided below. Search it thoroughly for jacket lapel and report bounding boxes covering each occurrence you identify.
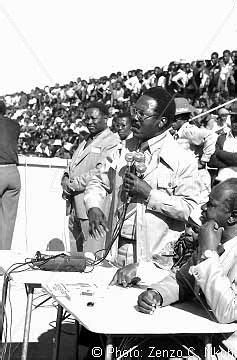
[71,128,112,167]
[70,139,87,168]
[143,149,160,178]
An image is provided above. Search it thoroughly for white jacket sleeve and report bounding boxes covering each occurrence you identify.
[84,152,117,212]
[190,256,237,323]
[179,124,217,162]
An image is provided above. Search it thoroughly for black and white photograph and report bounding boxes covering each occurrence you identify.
[0,0,237,359]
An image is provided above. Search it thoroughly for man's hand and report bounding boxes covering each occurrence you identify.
[198,160,206,169]
[61,175,71,192]
[123,172,151,201]
[110,263,139,287]
[198,219,223,254]
[137,290,162,314]
[61,175,74,199]
[87,207,109,238]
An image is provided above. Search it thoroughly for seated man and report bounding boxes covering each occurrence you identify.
[209,104,237,184]
[172,97,217,204]
[112,178,237,359]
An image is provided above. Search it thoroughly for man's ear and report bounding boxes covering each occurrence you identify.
[156,116,168,129]
[227,210,237,225]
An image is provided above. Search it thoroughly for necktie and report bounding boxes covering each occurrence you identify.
[84,135,93,149]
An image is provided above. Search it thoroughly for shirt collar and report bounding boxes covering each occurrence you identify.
[142,130,176,170]
[143,130,168,154]
[223,235,237,252]
[227,131,237,139]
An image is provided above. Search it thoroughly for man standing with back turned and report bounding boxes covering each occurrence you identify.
[0,100,21,249]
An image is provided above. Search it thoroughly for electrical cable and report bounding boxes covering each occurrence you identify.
[85,200,129,271]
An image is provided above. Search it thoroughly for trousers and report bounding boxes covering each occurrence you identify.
[0,165,21,249]
[68,210,105,255]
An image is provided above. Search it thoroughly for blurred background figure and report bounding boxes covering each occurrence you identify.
[0,100,21,249]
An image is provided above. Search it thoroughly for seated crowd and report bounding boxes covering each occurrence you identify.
[2,48,237,159]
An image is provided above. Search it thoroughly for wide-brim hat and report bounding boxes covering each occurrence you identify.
[175,97,195,116]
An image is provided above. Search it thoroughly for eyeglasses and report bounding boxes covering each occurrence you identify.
[130,106,156,122]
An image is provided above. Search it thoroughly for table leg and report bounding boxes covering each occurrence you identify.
[1,275,10,341]
[204,335,213,360]
[105,335,113,360]
[75,320,81,360]
[21,285,34,360]
[52,305,63,360]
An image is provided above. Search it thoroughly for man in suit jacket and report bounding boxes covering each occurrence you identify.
[61,102,120,253]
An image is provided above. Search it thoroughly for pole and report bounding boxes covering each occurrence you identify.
[191,97,237,121]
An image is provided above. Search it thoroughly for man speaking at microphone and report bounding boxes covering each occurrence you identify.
[84,87,201,269]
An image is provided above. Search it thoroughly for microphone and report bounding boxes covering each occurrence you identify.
[124,152,136,203]
[133,151,145,163]
[133,151,146,178]
[125,152,134,171]
[135,163,147,177]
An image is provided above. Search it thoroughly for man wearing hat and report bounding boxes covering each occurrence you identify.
[215,107,231,134]
[172,97,217,204]
[84,87,200,267]
[209,102,237,184]
[0,100,21,249]
[61,102,120,253]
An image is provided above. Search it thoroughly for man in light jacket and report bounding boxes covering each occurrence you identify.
[61,102,120,253]
[84,87,200,267]
[115,178,237,359]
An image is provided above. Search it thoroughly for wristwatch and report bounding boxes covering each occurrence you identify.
[147,288,163,306]
[201,249,218,261]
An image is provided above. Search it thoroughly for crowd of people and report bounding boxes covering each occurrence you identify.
[2,48,237,159]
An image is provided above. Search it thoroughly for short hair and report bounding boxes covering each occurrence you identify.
[0,100,6,115]
[115,111,132,124]
[211,52,219,58]
[86,102,109,116]
[143,87,176,126]
[223,49,231,55]
[199,97,207,106]
[215,178,237,212]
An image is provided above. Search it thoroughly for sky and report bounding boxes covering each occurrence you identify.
[0,0,237,95]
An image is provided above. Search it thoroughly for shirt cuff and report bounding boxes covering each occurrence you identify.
[146,189,168,212]
[200,155,210,163]
[147,288,163,306]
[84,196,104,213]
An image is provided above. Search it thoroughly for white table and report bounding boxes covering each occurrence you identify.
[42,268,237,360]
[0,250,96,360]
